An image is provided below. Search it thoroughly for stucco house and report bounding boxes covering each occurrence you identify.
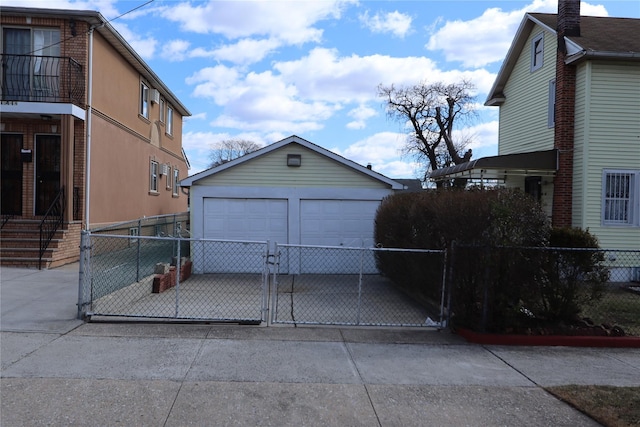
[180,135,406,273]
[430,0,640,257]
[0,6,190,268]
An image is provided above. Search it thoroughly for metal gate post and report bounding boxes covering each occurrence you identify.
[175,236,181,318]
[76,230,90,320]
[438,248,448,327]
[267,242,278,325]
[356,247,364,325]
[136,219,141,282]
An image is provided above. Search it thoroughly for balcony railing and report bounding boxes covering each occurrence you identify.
[1,54,84,105]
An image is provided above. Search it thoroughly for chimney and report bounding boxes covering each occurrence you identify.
[557,0,581,37]
[552,0,580,228]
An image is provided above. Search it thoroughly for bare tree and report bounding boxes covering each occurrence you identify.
[210,139,261,167]
[378,80,476,185]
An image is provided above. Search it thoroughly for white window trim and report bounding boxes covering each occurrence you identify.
[172,168,179,197]
[166,104,174,136]
[140,81,150,119]
[602,169,639,227]
[159,97,165,123]
[166,165,172,190]
[531,33,544,72]
[547,79,556,128]
[150,159,159,193]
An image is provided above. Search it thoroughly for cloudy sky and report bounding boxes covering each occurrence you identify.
[5,0,639,178]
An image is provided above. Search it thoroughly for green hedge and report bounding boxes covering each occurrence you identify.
[373,189,609,333]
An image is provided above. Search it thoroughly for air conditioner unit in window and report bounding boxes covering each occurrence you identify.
[151,89,160,104]
[160,163,169,176]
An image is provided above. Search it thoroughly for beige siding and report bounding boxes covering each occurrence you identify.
[579,61,640,249]
[499,26,555,155]
[196,143,389,189]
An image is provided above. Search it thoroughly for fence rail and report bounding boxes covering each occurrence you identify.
[77,233,640,335]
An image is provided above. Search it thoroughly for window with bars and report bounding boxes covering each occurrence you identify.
[602,171,637,226]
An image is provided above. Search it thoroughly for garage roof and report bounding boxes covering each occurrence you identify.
[428,149,558,182]
[181,135,405,190]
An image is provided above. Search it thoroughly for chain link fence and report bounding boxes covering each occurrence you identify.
[77,232,639,335]
[448,245,640,336]
[271,244,447,327]
[90,212,189,238]
[78,233,268,322]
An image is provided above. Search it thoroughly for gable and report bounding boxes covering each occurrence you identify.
[498,23,556,154]
[195,142,391,189]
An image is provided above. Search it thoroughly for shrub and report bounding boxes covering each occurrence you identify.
[535,227,609,323]
[374,188,549,309]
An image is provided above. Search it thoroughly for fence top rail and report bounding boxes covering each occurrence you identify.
[276,243,444,253]
[87,233,269,245]
[454,243,640,253]
[90,212,189,232]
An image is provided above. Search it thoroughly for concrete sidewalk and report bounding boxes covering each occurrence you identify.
[1,265,639,426]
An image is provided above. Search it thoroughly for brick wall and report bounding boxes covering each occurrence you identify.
[552,0,580,228]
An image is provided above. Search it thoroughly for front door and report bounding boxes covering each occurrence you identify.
[1,134,23,215]
[35,135,61,215]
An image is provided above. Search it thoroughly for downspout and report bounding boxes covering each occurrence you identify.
[84,26,95,230]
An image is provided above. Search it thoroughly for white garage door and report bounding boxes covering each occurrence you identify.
[298,200,380,274]
[201,198,288,273]
[300,200,379,247]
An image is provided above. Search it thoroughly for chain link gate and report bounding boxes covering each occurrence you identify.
[269,243,448,327]
[78,232,270,323]
[77,232,449,328]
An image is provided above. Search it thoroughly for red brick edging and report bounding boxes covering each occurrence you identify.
[455,328,640,348]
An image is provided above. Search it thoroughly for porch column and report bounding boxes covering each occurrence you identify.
[61,115,75,223]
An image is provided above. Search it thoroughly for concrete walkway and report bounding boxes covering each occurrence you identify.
[2,265,639,426]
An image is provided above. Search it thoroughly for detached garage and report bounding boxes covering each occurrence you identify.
[180,135,405,273]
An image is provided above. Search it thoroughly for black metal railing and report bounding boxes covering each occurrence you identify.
[1,214,13,229]
[39,187,65,269]
[1,54,84,105]
[73,186,81,221]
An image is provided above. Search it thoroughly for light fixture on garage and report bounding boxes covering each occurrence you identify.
[287,154,301,167]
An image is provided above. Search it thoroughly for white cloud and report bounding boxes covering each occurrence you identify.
[160,0,355,44]
[273,48,442,103]
[346,104,378,130]
[182,131,270,174]
[186,65,245,104]
[331,132,417,177]
[184,112,207,122]
[161,39,191,62]
[205,38,282,65]
[360,10,413,38]
[426,0,610,68]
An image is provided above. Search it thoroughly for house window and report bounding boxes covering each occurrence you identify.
[602,170,638,226]
[531,33,544,72]
[2,27,61,101]
[172,168,179,197]
[159,97,165,123]
[150,160,159,193]
[140,81,149,119]
[166,166,172,190]
[166,105,174,136]
[548,80,556,128]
